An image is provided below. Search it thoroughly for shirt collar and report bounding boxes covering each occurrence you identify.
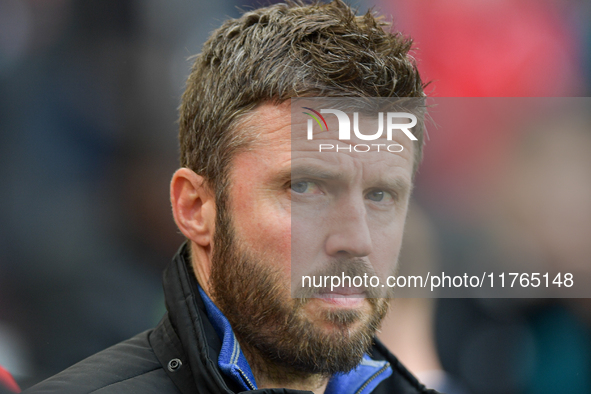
[198,286,392,393]
[198,286,257,390]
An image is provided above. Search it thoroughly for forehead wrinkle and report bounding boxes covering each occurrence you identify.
[229,102,293,158]
[362,154,412,186]
[223,105,293,197]
[291,164,349,183]
[252,102,292,144]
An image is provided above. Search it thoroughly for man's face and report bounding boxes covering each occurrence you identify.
[209,102,415,374]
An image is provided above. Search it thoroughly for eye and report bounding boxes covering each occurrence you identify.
[365,189,394,203]
[291,181,320,194]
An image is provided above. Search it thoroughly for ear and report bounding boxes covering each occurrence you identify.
[170,168,216,249]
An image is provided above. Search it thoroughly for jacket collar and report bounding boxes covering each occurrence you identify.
[198,284,393,394]
[149,243,427,394]
[152,243,310,394]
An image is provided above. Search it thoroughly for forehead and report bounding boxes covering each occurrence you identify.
[242,101,415,180]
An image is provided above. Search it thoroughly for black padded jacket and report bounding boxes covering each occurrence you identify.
[23,244,440,394]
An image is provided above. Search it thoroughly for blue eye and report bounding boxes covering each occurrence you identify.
[291,181,309,193]
[291,181,320,194]
[366,190,393,202]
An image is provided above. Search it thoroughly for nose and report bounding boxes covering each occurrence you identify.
[324,194,372,257]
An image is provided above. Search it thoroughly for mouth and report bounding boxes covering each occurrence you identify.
[313,287,367,307]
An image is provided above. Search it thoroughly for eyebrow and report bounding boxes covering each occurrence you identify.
[290,165,347,182]
[289,164,412,197]
[373,178,412,198]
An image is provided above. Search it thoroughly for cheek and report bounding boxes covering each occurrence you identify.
[370,221,406,274]
[232,188,292,275]
[290,212,329,272]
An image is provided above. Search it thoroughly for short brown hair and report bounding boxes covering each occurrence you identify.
[179,0,425,197]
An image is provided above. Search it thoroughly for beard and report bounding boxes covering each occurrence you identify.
[209,194,390,377]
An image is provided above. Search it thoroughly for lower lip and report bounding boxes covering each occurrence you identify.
[315,295,365,307]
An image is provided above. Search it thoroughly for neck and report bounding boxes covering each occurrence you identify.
[239,340,330,394]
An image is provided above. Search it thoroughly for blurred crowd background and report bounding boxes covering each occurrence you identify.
[0,0,590,392]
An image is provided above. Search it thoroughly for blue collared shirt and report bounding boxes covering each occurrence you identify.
[198,287,392,393]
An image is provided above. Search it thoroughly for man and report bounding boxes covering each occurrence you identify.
[24,1,437,393]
